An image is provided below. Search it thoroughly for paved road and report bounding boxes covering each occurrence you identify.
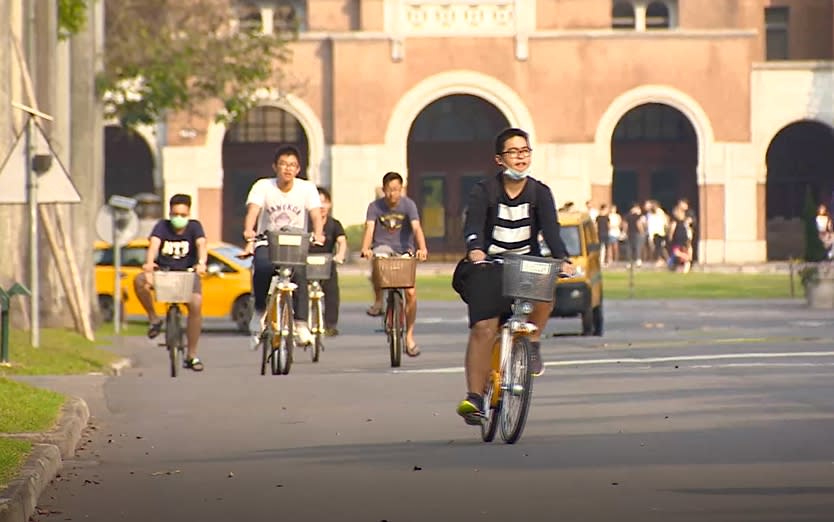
[20,299,834,522]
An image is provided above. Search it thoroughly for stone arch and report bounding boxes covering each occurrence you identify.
[204,93,326,185]
[594,84,716,185]
[385,70,536,178]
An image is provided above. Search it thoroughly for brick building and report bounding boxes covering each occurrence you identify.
[106,0,834,262]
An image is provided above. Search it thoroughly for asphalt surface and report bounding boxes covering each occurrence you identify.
[18,298,834,522]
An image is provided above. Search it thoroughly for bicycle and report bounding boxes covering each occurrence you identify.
[371,252,417,368]
[305,253,335,363]
[150,268,197,378]
[241,229,313,376]
[478,254,568,444]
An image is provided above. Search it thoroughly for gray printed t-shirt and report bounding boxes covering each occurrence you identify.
[366,196,420,252]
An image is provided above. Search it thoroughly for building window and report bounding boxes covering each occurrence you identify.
[612,2,636,30]
[646,1,670,29]
[613,104,693,142]
[233,1,307,34]
[225,106,301,143]
[765,7,789,60]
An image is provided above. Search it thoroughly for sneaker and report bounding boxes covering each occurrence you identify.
[249,311,264,351]
[456,394,484,426]
[324,327,339,337]
[295,322,314,346]
[529,341,544,376]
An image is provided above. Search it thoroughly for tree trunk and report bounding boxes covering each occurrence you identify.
[69,0,104,328]
[0,0,30,329]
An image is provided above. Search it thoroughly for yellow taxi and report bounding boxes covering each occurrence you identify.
[543,211,604,336]
[94,239,254,332]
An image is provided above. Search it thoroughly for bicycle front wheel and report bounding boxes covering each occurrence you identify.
[309,298,321,363]
[166,306,182,378]
[274,292,294,375]
[388,291,403,368]
[500,336,534,444]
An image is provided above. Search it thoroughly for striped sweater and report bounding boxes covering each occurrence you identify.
[463,173,568,259]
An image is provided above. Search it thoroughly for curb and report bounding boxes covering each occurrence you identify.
[3,398,89,459]
[0,445,62,522]
[0,396,91,522]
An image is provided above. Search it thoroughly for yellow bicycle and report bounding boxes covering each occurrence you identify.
[479,254,568,444]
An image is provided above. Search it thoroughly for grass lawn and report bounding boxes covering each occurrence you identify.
[0,325,125,377]
[338,270,797,302]
[0,378,65,433]
[0,438,32,488]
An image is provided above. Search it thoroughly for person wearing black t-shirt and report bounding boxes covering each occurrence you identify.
[133,194,208,372]
[309,187,347,335]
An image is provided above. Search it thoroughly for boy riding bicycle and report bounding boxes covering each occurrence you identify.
[242,145,326,349]
[134,193,208,372]
[451,128,573,425]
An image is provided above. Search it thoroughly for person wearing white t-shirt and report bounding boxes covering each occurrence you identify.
[242,145,326,348]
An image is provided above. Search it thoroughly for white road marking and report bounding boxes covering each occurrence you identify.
[392,351,834,374]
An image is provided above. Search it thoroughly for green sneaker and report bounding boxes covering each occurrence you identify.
[456,396,484,426]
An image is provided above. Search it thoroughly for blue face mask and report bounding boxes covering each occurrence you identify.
[503,166,531,181]
[170,216,189,230]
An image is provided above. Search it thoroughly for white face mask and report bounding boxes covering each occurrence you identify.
[503,166,531,181]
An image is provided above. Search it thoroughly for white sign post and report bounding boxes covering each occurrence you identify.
[0,103,81,348]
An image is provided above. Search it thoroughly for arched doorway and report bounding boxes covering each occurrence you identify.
[406,94,510,254]
[765,120,834,260]
[221,106,309,245]
[610,103,699,256]
[104,125,154,201]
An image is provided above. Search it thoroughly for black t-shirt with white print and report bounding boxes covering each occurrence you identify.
[150,219,206,271]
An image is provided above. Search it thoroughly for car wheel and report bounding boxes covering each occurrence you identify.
[232,295,254,333]
[98,295,114,323]
[592,305,603,336]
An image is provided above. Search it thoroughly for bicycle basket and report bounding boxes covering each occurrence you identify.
[501,254,559,302]
[373,256,417,289]
[267,229,309,267]
[153,271,195,303]
[306,253,333,280]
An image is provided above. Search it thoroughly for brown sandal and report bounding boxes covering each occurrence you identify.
[405,344,420,357]
[366,305,383,317]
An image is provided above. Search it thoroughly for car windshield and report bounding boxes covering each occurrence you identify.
[560,226,582,257]
[213,245,252,269]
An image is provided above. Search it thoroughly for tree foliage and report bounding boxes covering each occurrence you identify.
[98,0,295,128]
[58,0,90,40]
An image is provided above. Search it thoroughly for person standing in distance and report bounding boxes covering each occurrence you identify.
[242,145,325,349]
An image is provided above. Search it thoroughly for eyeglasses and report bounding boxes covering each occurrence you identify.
[277,161,299,169]
[501,148,532,158]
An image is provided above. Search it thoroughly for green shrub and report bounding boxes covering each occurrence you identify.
[343,223,365,254]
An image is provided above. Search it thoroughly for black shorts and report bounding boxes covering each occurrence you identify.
[452,260,512,328]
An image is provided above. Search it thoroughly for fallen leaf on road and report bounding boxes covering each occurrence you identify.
[228,472,235,478]
[413,466,422,471]
[611,482,619,486]
[151,470,181,476]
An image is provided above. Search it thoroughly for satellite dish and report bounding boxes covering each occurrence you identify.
[95,205,140,246]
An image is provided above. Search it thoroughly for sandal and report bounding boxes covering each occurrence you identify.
[405,344,421,357]
[184,357,204,371]
[366,305,383,317]
[147,320,163,339]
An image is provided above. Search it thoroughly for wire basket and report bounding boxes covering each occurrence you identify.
[153,271,195,303]
[501,254,559,302]
[306,254,333,281]
[373,256,417,289]
[267,229,309,267]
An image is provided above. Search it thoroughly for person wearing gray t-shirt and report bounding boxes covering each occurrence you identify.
[360,172,428,357]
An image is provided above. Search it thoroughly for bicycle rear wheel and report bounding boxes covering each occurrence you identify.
[388,291,403,368]
[260,328,271,376]
[165,306,182,378]
[500,336,534,444]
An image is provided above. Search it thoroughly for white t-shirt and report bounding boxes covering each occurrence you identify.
[245,177,321,234]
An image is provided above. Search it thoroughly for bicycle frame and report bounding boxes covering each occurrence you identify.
[489,299,538,406]
[307,280,325,335]
[266,267,296,342]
